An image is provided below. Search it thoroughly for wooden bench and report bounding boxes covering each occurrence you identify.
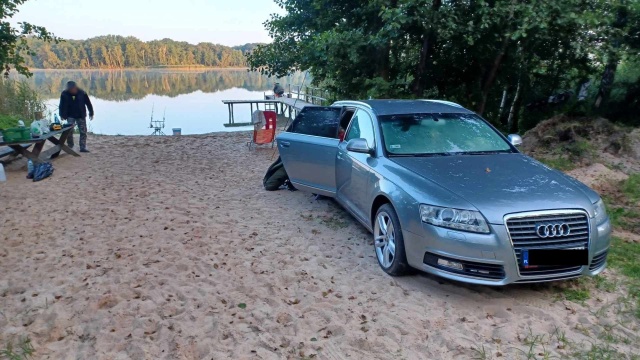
[0,144,33,161]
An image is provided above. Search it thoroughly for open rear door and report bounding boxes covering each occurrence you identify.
[277,106,343,196]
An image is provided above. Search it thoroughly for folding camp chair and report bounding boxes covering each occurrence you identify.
[248,110,277,149]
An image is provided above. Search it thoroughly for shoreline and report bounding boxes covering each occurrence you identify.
[87,130,256,137]
[28,67,252,72]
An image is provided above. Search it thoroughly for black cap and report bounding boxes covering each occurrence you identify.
[66,81,77,90]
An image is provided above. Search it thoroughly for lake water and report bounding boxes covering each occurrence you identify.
[22,70,305,135]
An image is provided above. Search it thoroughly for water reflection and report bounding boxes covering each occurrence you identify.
[22,70,305,102]
[15,70,306,135]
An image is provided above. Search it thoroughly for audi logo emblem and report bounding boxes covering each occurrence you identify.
[536,223,571,238]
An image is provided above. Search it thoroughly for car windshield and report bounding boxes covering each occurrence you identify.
[380,113,514,156]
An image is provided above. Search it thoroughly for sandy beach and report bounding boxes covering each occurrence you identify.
[1,132,638,359]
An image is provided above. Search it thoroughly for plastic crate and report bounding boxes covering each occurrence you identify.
[2,127,31,142]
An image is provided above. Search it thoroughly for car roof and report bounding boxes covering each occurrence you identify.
[335,99,474,116]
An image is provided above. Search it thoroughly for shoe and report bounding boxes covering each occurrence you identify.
[80,149,90,153]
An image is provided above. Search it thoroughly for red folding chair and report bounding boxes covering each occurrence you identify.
[248,110,277,149]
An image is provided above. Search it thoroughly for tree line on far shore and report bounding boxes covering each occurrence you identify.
[22,36,261,69]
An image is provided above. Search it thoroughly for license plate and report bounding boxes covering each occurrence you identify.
[521,249,588,267]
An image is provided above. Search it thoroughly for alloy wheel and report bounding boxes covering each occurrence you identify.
[374,211,396,268]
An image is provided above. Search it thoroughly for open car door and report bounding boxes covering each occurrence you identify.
[277,106,343,196]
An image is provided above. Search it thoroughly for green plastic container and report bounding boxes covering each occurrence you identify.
[2,127,32,142]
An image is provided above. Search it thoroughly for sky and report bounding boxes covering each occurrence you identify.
[10,0,282,47]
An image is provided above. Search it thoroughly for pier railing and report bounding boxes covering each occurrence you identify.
[288,85,331,106]
[223,83,331,128]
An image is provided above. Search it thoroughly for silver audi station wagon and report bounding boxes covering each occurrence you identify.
[276,100,611,285]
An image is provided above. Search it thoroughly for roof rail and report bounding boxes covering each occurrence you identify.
[421,99,464,108]
[333,100,373,109]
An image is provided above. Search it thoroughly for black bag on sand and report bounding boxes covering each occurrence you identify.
[33,162,54,182]
[263,156,295,191]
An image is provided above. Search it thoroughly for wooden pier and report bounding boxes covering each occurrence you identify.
[222,85,330,127]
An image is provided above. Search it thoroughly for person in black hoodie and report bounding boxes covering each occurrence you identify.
[59,81,94,152]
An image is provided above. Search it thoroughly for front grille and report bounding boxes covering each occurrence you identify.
[506,212,589,277]
[423,252,505,280]
[589,250,608,271]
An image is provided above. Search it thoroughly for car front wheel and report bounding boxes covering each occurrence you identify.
[374,204,409,276]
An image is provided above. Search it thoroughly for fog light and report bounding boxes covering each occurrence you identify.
[437,258,464,271]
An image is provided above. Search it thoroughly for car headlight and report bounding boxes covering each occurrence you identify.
[593,199,608,224]
[419,204,490,234]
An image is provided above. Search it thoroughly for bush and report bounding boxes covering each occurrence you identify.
[0,79,46,128]
[597,59,640,126]
[0,114,19,130]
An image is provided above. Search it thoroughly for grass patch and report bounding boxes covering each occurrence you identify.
[551,276,612,305]
[471,344,488,360]
[602,174,640,233]
[564,288,591,303]
[606,206,640,230]
[621,173,640,202]
[565,140,594,158]
[608,237,640,281]
[476,320,639,359]
[319,214,349,230]
[539,157,577,171]
[572,341,627,360]
[1,337,35,360]
[608,236,640,319]
[592,275,618,293]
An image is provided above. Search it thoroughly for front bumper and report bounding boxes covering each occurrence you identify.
[403,217,612,286]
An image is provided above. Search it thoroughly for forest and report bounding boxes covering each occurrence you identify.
[248,0,640,132]
[21,36,260,69]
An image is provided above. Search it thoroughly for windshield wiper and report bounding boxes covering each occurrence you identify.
[463,150,513,155]
[389,153,454,157]
[413,153,455,157]
[388,153,418,157]
[390,151,512,157]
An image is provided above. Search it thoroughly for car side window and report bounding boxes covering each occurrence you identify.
[289,107,343,138]
[345,110,375,146]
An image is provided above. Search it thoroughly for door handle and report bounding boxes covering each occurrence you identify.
[280,141,291,148]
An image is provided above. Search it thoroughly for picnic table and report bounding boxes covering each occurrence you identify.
[0,126,80,164]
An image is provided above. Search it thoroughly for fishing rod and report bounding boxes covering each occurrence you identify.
[149,103,155,127]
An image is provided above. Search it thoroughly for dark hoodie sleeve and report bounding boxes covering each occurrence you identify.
[59,92,68,119]
[85,92,94,117]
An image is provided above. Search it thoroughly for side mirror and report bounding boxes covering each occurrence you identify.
[346,138,373,155]
[507,134,523,147]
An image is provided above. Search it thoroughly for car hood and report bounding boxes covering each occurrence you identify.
[390,153,598,224]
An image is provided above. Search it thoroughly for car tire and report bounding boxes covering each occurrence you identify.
[373,204,409,276]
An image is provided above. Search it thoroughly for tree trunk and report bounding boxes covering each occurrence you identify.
[477,36,509,115]
[411,0,442,97]
[377,42,391,82]
[498,88,508,119]
[507,79,521,133]
[412,35,431,96]
[594,62,617,108]
[594,4,627,108]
